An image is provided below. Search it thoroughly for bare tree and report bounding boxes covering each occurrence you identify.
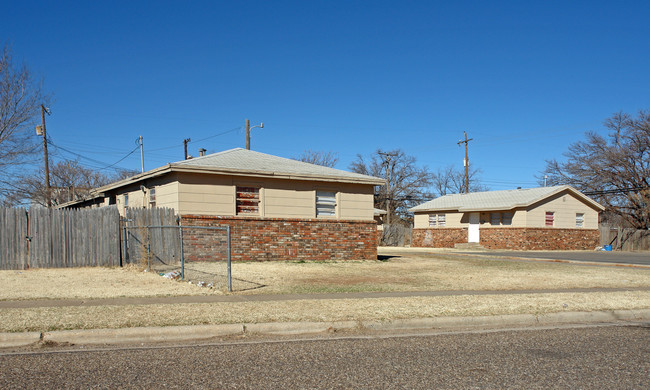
[349,149,434,223]
[540,110,650,229]
[6,160,136,207]
[432,164,488,196]
[293,149,339,167]
[0,43,49,201]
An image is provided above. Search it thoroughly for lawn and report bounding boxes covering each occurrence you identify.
[1,250,648,332]
[1,251,648,300]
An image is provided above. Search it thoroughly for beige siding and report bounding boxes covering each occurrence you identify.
[264,184,314,218]
[526,191,600,229]
[153,181,179,209]
[413,191,600,230]
[172,173,375,221]
[478,210,524,227]
[413,211,463,228]
[177,173,235,216]
[339,191,374,220]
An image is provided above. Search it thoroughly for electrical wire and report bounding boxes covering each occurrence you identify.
[47,139,139,171]
[146,126,242,152]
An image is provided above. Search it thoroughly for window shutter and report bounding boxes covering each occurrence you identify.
[316,191,336,216]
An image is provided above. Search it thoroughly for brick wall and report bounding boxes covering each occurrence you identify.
[181,215,377,261]
[412,228,466,248]
[480,228,600,250]
[413,227,600,250]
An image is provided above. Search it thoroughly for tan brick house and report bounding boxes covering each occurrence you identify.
[60,148,385,261]
[409,185,604,250]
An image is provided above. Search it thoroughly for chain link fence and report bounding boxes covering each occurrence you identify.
[122,225,231,291]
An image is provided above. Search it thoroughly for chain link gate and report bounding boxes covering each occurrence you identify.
[122,224,231,291]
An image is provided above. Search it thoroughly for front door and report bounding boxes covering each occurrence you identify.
[468,212,480,243]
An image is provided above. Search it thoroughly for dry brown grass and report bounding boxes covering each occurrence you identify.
[1,291,647,332]
[1,251,649,332]
[229,253,650,294]
[1,252,648,301]
[0,265,214,301]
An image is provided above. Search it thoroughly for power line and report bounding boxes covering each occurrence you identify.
[583,186,649,196]
[147,126,242,152]
[47,139,139,171]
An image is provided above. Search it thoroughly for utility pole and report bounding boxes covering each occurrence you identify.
[184,138,191,160]
[139,135,144,173]
[378,150,398,225]
[39,105,51,208]
[245,118,263,150]
[457,131,473,194]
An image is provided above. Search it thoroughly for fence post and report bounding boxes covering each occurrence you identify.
[179,226,185,280]
[227,225,232,292]
[24,210,29,270]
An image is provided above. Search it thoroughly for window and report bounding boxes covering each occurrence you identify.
[149,188,156,207]
[576,213,584,228]
[545,211,554,226]
[490,213,501,225]
[428,214,446,227]
[124,194,129,208]
[502,212,513,226]
[316,190,336,216]
[236,186,260,215]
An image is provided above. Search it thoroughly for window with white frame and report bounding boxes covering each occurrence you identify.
[428,214,446,227]
[316,190,336,216]
[149,188,156,207]
[545,211,554,226]
[576,213,584,228]
[124,193,129,208]
[502,212,513,225]
[236,186,260,215]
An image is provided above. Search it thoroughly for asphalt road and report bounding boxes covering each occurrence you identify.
[1,325,648,389]
[460,250,650,266]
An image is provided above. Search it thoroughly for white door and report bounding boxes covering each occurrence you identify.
[468,212,480,243]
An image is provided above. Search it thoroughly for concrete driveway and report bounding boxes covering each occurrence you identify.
[457,250,650,266]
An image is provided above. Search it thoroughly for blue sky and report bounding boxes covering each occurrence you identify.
[3,0,649,191]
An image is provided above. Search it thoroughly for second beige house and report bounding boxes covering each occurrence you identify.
[409,185,604,250]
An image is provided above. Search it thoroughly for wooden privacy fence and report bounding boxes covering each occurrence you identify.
[122,207,179,266]
[0,207,121,270]
[600,226,650,251]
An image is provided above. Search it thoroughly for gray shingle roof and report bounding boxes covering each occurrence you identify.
[173,148,384,184]
[409,185,604,212]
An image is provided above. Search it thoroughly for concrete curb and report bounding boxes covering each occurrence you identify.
[0,332,41,348]
[2,309,648,349]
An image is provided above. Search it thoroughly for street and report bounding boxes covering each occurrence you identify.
[457,250,650,266]
[1,325,648,389]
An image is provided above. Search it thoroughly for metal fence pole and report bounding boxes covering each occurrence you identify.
[227,225,232,292]
[179,226,185,280]
[122,226,127,265]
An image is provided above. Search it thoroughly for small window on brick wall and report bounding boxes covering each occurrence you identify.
[545,211,554,227]
[236,186,260,215]
[576,213,584,228]
[316,190,336,216]
[490,213,501,225]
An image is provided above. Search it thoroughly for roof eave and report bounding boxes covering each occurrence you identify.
[169,165,385,185]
